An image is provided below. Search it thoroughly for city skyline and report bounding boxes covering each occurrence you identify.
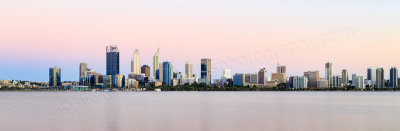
[1,1,400,82]
[1,44,400,83]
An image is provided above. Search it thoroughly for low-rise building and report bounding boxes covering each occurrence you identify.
[198,78,210,85]
[317,80,329,88]
[233,73,245,86]
[153,82,162,87]
[65,85,89,91]
[0,80,9,86]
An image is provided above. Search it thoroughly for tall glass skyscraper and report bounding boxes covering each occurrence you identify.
[201,58,211,83]
[341,69,348,87]
[49,67,61,87]
[79,63,88,78]
[106,45,120,76]
[153,47,160,78]
[325,62,332,88]
[163,61,173,86]
[367,67,377,86]
[390,67,398,88]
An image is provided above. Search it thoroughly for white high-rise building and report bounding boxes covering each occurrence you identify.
[131,49,140,74]
[293,76,308,89]
[352,74,364,89]
[222,69,232,79]
[185,61,193,78]
[153,47,160,77]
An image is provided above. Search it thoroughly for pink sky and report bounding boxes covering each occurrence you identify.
[0,0,399,81]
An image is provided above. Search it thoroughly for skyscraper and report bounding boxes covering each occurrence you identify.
[79,63,88,79]
[185,61,193,78]
[367,67,377,86]
[325,62,332,87]
[277,65,286,74]
[258,68,267,84]
[352,74,364,89]
[141,65,151,77]
[153,47,160,77]
[389,67,398,88]
[304,70,320,88]
[292,76,308,89]
[163,61,173,86]
[201,58,211,83]
[157,63,164,82]
[49,66,61,87]
[131,49,140,74]
[332,76,340,88]
[376,67,385,88]
[341,69,349,87]
[106,45,120,76]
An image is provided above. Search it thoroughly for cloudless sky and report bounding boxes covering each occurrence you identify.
[0,0,399,82]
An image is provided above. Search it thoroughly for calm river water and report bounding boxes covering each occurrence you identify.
[0,92,399,131]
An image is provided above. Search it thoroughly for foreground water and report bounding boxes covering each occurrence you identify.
[0,92,399,131]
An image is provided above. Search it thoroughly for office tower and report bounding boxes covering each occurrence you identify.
[157,63,164,82]
[258,68,267,84]
[153,47,160,77]
[173,72,182,79]
[201,58,212,83]
[79,63,88,78]
[233,73,245,86]
[49,67,61,87]
[244,73,251,84]
[102,75,112,88]
[141,65,151,77]
[250,74,258,84]
[390,67,398,88]
[325,62,332,87]
[114,74,125,88]
[185,61,193,78]
[271,73,286,83]
[352,74,364,89]
[292,76,308,89]
[376,68,385,88]
[277,65,286,74]
[106,45,120,75]
[332,76,340,88]
[163,61,173,86]
[304,70,320,88]
[367,67,377,86]
[341,69,349,87]
[131,49,140,74]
